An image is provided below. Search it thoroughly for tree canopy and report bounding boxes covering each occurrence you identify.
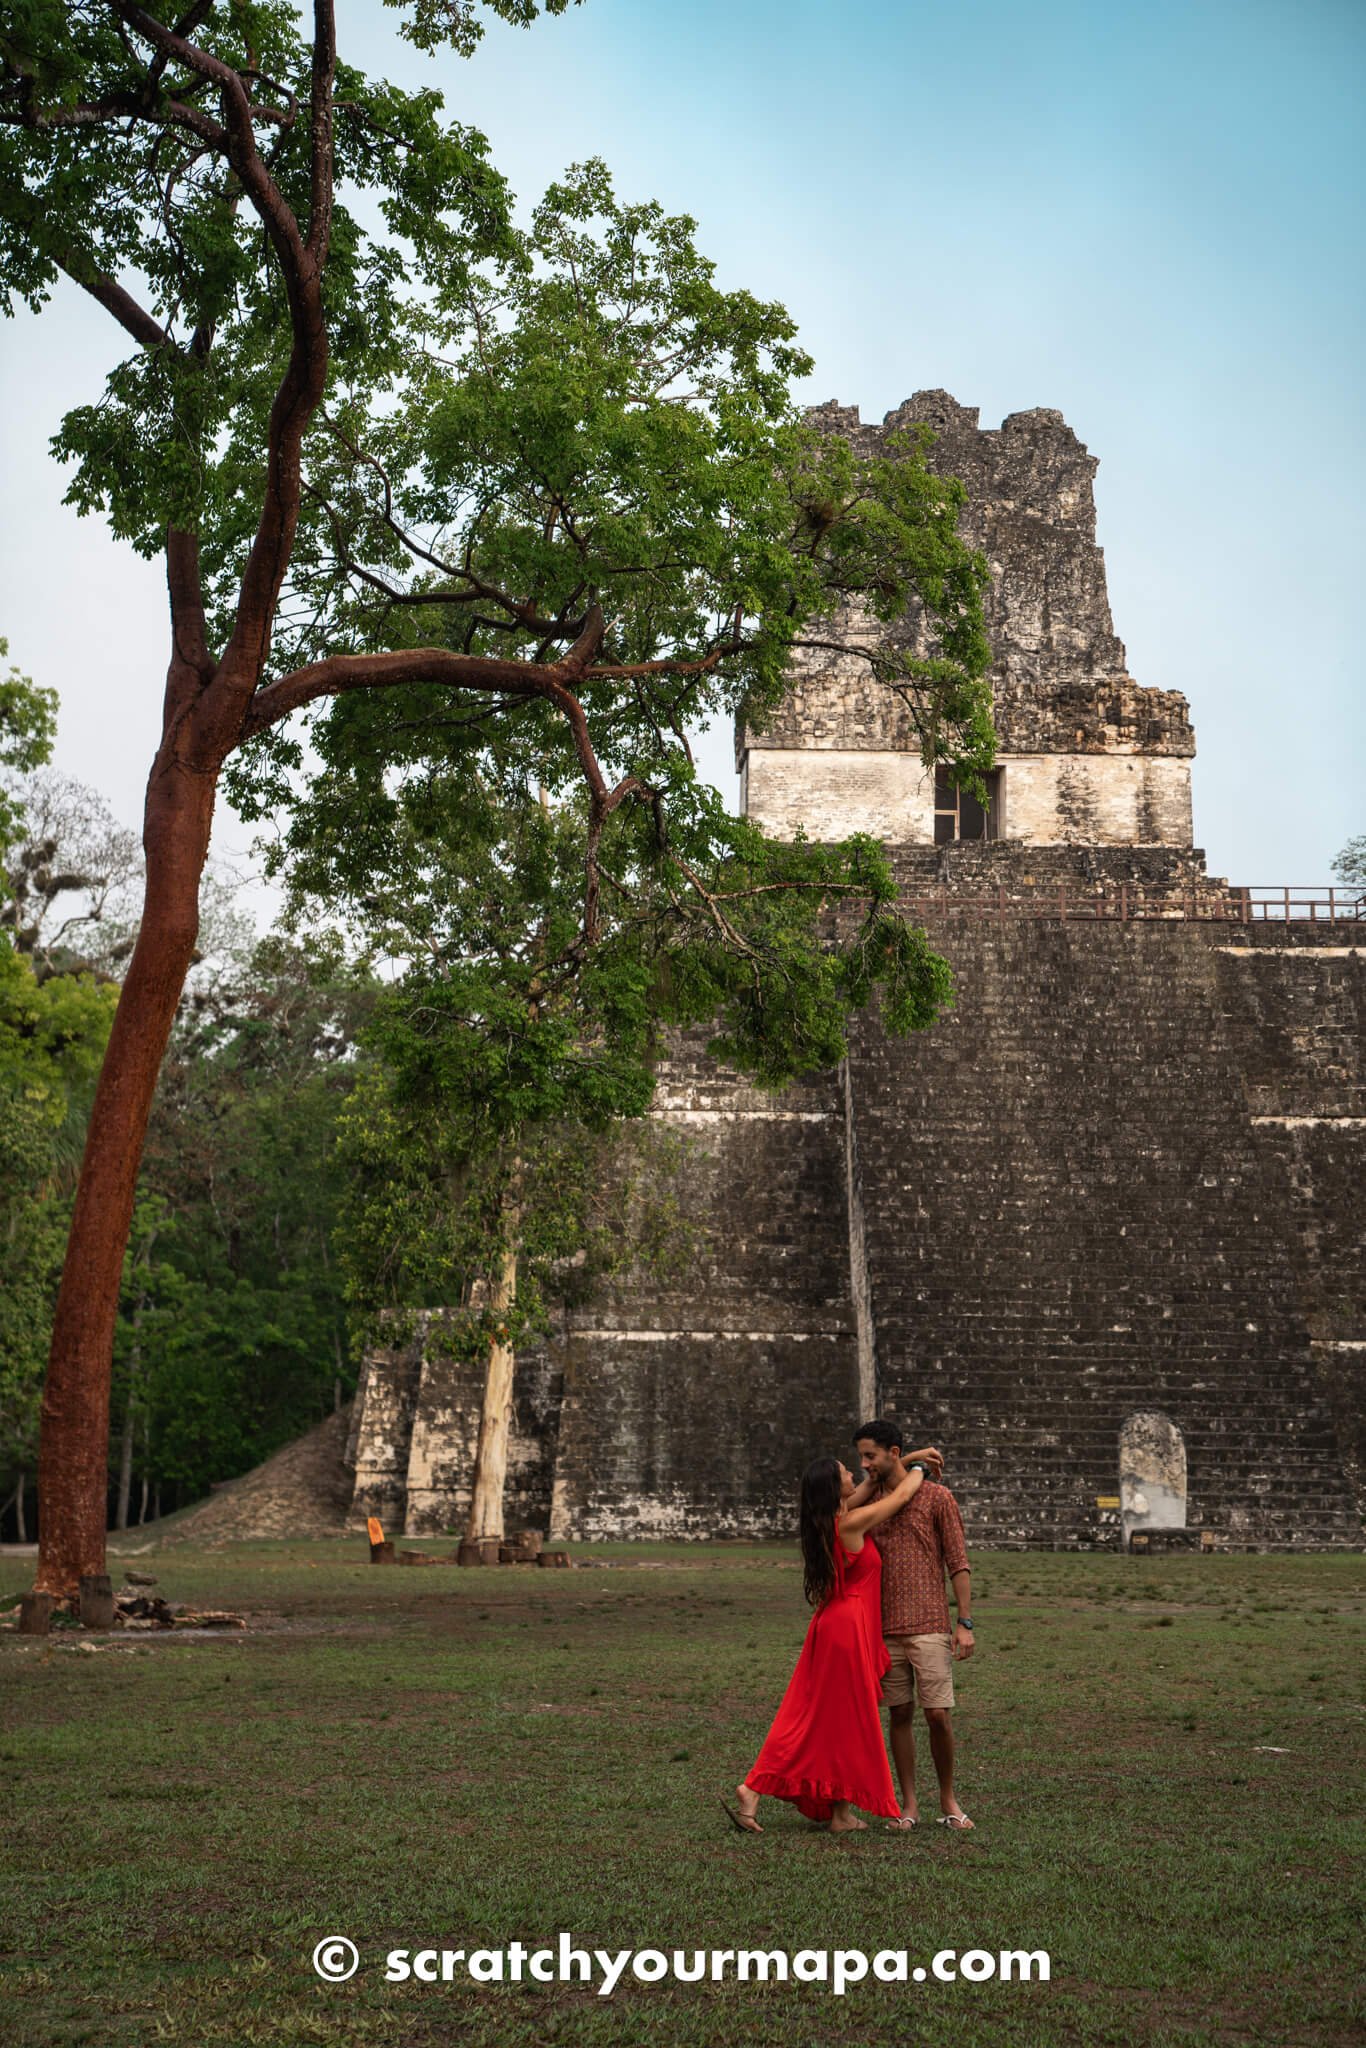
[2,0,993,1592]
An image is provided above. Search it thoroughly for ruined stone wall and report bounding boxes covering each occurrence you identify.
[744,391,1194,761]
[348,1034,865,1541]
[1000,754,1192,846]
[741,748,1194,848]
[349,864,1363,1549]
[741,748,937,843]
[348,1320,560,1539]
[1216,924,1366,1509]
[344,389,1361,1551]
[841,851,1362,1549]
[739,393,1195,847]
[546,1039,863,1539]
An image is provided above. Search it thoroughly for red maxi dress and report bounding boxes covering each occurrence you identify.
[746,1525,900,1822]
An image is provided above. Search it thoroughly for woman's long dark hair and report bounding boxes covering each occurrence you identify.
[799,1457,844,1608]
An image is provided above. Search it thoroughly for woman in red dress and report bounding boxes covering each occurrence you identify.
[724,1452,931,1834]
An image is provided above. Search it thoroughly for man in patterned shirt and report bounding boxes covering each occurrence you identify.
[850,1418,976,1832]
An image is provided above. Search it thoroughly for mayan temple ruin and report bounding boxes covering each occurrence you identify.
[346,392,1364,1552]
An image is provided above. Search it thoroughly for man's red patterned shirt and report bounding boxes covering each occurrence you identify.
[872,1480,970,1636]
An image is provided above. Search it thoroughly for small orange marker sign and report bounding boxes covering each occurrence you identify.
[367,1517,385,1546]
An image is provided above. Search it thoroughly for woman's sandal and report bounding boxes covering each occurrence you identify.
[886,1814,919,1830]
[936,1812,975,1831]
[719,1795,763,1835]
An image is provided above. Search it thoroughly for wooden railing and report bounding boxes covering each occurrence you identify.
[901,886,1366,925]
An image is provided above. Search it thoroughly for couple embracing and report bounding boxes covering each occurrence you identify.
[724,1419,975,1836]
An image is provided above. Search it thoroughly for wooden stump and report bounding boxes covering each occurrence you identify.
[18,1592,53,1636]
[456,1539,485,1567]
[79,1574,116,1629]
[369,1540,395,1564]
[515,1530,544,1558]
[537,1550,572,1569]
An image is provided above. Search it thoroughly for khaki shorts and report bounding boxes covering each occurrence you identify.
[883,1632,954,1711]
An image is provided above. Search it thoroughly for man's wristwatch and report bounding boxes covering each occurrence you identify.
[956,1617,974,1630]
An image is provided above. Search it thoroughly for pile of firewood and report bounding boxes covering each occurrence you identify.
[12,1571,245,1635]
[114,1580,244,1629]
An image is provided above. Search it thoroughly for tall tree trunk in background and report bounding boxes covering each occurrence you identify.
[35,749,216,1595]
[13,1474,26,1544]
[465,1234,520,1545]
[116,1255,155,1533]
[115,1384,136,1536]
[114,1339,142,1535]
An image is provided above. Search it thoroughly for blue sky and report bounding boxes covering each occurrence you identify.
[2,0,1362,890]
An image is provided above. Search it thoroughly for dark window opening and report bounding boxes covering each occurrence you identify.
[934,767,1001,844]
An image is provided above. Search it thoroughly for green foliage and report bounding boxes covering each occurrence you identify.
[5,13,991,1067]
[243,157,987,1332]
[0,638,57,857]
[0,738,372,1512]
[0,937,116,1486]
[118,932,373,1499]
[2,4,516,559]
[391,0,582,59]
[3,8,995,1508]
[288,759,950,1341]
[1331,834,1365,890]
[334,1053,691,1361]
[227,156,990,775]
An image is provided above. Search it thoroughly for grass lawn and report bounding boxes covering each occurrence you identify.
[1,1539,1363,2047]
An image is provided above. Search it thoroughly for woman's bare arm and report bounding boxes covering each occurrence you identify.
[841,1465,923,1539]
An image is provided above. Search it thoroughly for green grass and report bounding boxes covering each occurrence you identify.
[1,1541,1363,2046]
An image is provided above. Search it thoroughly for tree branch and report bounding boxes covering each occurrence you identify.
[582,644,743,682]
[241,647,546,736]
[102,6,331,716]
[306,0,336,261]
[64,264,170,350]
[166,529,213,699]
[109,4,311,287]
[241,607,609,744]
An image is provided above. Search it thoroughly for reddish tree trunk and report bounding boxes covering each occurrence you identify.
[34,734,218,1596]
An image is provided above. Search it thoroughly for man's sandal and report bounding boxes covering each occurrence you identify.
[719,1796,763,1835]
[937,1812,975,1831]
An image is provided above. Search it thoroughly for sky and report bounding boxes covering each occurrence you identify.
[2,0,1362,909]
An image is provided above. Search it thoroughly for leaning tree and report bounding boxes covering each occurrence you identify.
[1,0,991,1596]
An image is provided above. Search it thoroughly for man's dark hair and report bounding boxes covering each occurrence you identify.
[854,1418,902,1453]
